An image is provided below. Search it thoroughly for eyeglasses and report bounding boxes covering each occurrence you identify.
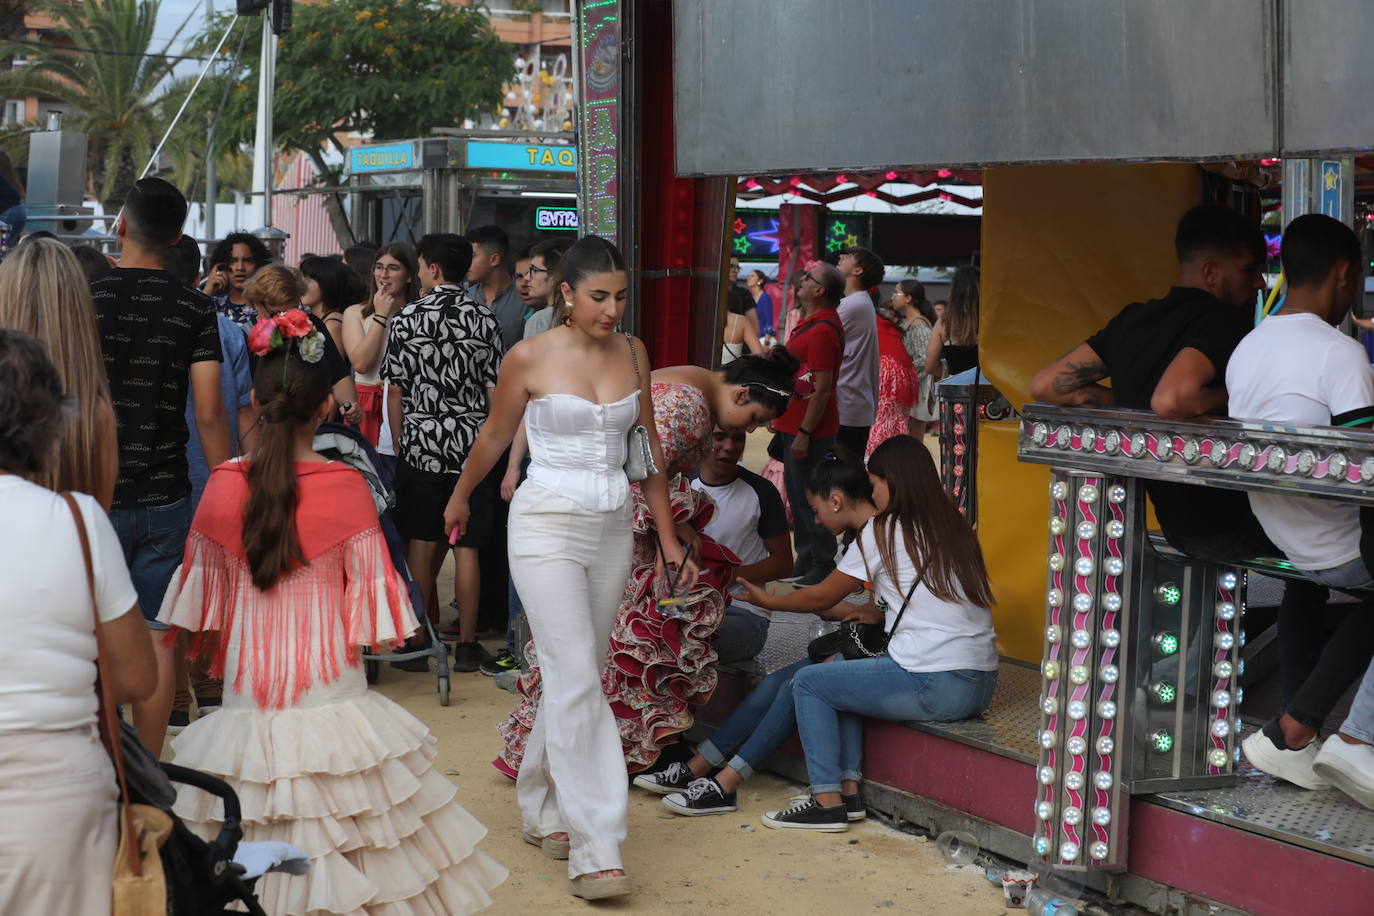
[804,273,825,286]
[525,264,549,277]
[373,263,405,273]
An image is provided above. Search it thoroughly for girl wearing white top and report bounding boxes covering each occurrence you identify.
[443,236,697,901]
[739,436,998,831]
[341,243,418,446]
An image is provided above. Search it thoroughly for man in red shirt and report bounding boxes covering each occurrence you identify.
[773,262,845,585]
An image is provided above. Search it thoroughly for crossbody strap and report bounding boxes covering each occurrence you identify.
[62,493,143,877]
[855,530,927,639]
[625,332,642,392]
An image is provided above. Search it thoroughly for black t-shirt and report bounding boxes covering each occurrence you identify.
[1085,286,1251,409]
[92,267,222,509]
[727,285,753,317]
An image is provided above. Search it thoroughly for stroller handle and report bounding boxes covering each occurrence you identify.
[161,762,243,824]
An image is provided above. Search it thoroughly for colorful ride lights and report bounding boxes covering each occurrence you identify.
[1211,718,1232,738]
[1216,601,1237,621]
[1155,582,1181,606]
[1097,700,1118,719]
[1047,590,1064,610]
[1149,680,1178,705]
[1064,770,1085,791]
[1212,689,1232,709]
[1070,629,1092,649]
[1212,659,1234,678]
[1039,729,1056,749]
[1095,736,1114,755]
[1076,521,1096,540]
[1103,556,1124,577]
[1046,622,1062,642]
[1215,631,1237,651]
[1093,771,1114,791]
[1078,484,1099,503]
[1049,516,1067,535]
[1091,806,1112,826]
[1059,841,1080,862]
[1042,696,1059,715]
[1038,765,1055,785]
[1106,520,1125,539]
[1220,571,1239,591]
[1099,664,1120,684]
[1089,841,1110,861]
[1034,835,1052,856]
[1067,700,1088,720]
[1050,480,1068,501]
[1066,735,1087,755]
[1036,800,1053,820]
[1042,660,1061,680]
[1072,593,1094,613]
[1152,630,1179,656]
[1208,748,1231,768]
[1102,592,1122,612]
[1101,628,1122,649]
[1062,806,1083,826]
[1049,553,1066,572]
[1074,556,1095,577]
[1068,665,1090,685]
[1107,485,1127,504]
[1149,729,1175,754]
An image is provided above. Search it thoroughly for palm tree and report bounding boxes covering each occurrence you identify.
[0,0,194,210]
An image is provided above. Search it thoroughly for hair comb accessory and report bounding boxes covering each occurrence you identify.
[746,381,790,399]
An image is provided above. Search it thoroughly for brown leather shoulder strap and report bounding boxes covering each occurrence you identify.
[61,492,142,876]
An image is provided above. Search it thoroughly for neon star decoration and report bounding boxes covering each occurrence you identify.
[732,235,751,254]
[745,218,782,254]
[733,217,746,236]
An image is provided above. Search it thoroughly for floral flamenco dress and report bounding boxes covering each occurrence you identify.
[496,382,739,775]
[159,460,506,916]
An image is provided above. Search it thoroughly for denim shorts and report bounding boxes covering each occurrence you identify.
[109,498,192,630]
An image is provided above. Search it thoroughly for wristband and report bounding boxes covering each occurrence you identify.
[372,313,389,325]
[798,427,813,437]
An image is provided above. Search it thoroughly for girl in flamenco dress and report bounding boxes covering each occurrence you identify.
[158,314,506,915]
[491,348,800,777]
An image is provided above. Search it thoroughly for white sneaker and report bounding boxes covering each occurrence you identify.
[1312,736,1374,809]
[1241,730,1331,790]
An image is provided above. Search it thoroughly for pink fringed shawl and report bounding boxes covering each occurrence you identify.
[159,461,415,709]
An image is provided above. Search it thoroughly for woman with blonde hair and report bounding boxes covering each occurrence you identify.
[0,237,117,507]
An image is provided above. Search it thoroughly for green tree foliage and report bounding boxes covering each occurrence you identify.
[0,0,193,209]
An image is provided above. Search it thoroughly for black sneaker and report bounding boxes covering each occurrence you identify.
[632,761,697,795]
[391,637,433,672]
[479,650,520,677]
[663,777,738,816]
[790,791,866,821]
[452,641,490,673]
[167,710,190,735]
[196,696,222,715]
[762,796,848,832]
[795,566,834,588]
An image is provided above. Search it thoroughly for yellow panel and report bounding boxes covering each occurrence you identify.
[977,421,1051,662]
[980,163,1200,409]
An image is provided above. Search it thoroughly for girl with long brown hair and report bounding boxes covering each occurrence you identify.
[157,326,506,914]
[925,264,981,380]
[0,237,117,507]
[341,243,418,444]
[737,437,998,831]
[890,278,938,436]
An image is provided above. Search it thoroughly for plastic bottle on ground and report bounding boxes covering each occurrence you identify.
[1024,888,1080,916]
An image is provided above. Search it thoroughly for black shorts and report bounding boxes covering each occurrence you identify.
[393,460,499,547]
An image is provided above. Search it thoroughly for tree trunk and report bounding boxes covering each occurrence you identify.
[310,144,355,250]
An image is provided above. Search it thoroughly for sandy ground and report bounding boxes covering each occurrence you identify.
[372,649,1011,915]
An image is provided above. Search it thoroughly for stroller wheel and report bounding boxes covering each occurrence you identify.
[365,659,380,684]
[438,674,451,706]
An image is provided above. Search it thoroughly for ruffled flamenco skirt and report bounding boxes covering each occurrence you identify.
[495,475,739,776]
[170,670,506,915]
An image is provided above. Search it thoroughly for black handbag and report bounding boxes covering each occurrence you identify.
[806,550,925,662]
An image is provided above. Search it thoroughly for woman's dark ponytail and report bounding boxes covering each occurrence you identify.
[722,345,801,414]
[243,350,332,590]
[804,445,873,505]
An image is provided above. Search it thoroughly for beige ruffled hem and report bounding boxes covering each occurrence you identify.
[170,690,505,915]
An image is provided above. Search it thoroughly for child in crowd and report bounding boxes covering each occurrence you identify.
[158,328,505,913]
[690,425,793,664]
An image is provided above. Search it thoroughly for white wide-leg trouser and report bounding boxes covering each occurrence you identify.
[508,482,634,877]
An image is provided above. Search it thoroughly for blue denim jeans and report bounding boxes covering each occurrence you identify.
[713,605,770,665]
[793,658,998,793]
[698,658,809,779]
[109,498,192,631]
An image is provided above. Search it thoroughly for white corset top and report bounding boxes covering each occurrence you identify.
[523,391,640,512]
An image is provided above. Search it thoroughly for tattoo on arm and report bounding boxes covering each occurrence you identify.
[1050,358,1107,394]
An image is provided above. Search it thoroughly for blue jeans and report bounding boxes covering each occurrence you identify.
[109,498,192,631]
[713,605,770,665]
[699,658,809,779]
[793,658,997,793]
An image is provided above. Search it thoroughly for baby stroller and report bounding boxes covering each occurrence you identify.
[313,422,452,705]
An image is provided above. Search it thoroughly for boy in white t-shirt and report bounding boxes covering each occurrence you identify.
[690,427,793,663]
[1226,213,1374,807]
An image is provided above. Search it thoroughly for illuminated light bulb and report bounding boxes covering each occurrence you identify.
[1042,660,1060,680]
[1104,431,1122,454]
[1050,480,1067,500]
[1062,806,1082,826]
[1182,439,1201,463]
[1101,629,1121,648]
[1042,696,1059,715]
[1220,571,1238,591]
[1235,747,1242,764]
[1240,629,1247,647]
[1074,556,1095,577]
[1039,729,1056,749]
[1049,516,1067,535]
[1047,590,1064,610]
[1210,439,1231,467]
[1076,521,1097,540]
[1095,736,1115,755]
[1155,437,1174,460]
[1213,690,1232,709]
[1097,700,1118,719]
[1060,841,1080,862]
[1297,449,1316,475]
[1067,701,1087,720]
[1103,593,1122,612]
[1150,681,1177,705]
[1108,485,1127,504]
[1094,771,1114,791]
[1038,765,1055,785]
[1090,841,1110,861]
[1064,770,1085,791]
[1153,631,1179,656]
[1036,800,1053,820]
[1238,442,1257,467]
[1034,835,1052,856]
[1211,719,1231,738]
[1239,658,1246,676]
[1072,593,1093,613]
[1069,665,1089,685]
[1091,806,1112,826]
[1128,433,1146,456]
[1149,729,1174,754]
[1067,736,1087,756]
[1237,687,1245,704]
[1328,452,1348,480]
[1055,426,1071,447]
[1104,557,1124,576]
[1071,629,1092,649]
[1266,446,1287,471]
[1208,748,1230,768]
[1099,664,1119,683]
[1216,601,1236,621]
[1106,520,1125,539]
[1214,659,1235,679]
[1155,582,1182,605]
[1216,631,1236,651]
[1046,623,1062,642]
[1049,553,1066,572]
[1080,428,1097,450]
[1078,484,1099,504]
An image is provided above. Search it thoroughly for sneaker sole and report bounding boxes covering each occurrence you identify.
[631,774,685,795]
[479,665,519,678]
[761,814,848,832]
[847,811,866,821]
[1242,733,1330,790]
[662,796,736,816]
[1312,759,1374,809]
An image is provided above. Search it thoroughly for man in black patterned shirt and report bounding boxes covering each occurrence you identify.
[383,233,504,671]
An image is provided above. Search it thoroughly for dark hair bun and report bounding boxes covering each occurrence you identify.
[766,345,800,375]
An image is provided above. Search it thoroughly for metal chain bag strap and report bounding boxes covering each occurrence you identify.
[806,537,926,663]
[623,332,659,482]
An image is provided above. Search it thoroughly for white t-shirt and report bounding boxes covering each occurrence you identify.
[0,478,138,732]
[836,519,998,673]
[1226,311,1374,571]
[836,291,879,427]
[524,306,556,339]
[377,380,395,457]
[691,468,789,619]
